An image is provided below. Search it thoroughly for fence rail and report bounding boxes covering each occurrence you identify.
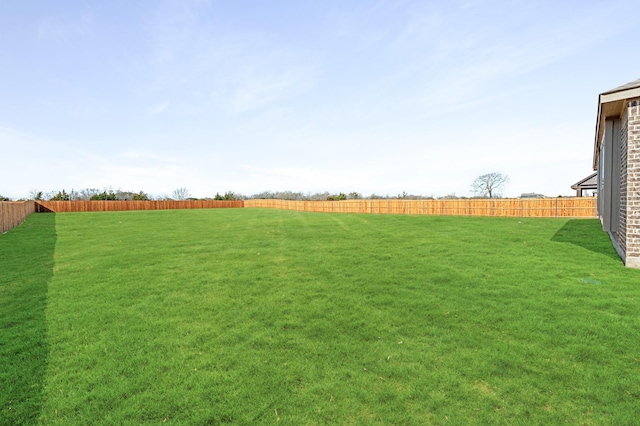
[0,201,36,234]
[35,200,244,213]
[245,197,597,218]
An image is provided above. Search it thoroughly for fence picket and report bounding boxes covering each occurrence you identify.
[243,198,597,218]
[0,201,36,234]
[35,200,244,213]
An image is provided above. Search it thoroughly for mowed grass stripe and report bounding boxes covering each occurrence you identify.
[2,209,640,424]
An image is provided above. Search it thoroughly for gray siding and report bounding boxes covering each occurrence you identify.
[599,119,621,234]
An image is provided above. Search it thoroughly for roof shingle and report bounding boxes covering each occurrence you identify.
[601,78,640,95]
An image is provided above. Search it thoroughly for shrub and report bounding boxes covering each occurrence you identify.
[214,191,239,201]
[326,192,347,201]
[90,191,117,201]
[132,191,149,201]
[49,190,70,201]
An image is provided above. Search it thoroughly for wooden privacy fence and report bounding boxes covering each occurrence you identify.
[0,198,597,234]
[0,201,36,234]
[245,197,598,218]
[36,199,244,213]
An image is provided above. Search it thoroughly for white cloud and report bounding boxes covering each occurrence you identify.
[37,13,93,41]
[230,67,315,113]
[150,100,170,115]
[138,1,319,116]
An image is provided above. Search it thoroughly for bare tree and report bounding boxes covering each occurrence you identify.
[172,187,191,200]
[28,189,43,200]
[471,172,509,198]
[78,188,101,200]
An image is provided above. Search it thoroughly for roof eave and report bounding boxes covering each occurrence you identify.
[593,98,603,170]
[593,85,640,170]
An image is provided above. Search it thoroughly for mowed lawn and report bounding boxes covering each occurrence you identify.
[2,209,640,425]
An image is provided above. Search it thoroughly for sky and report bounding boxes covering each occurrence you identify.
[1,0,639,200]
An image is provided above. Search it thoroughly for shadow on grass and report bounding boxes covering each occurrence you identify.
[0,213,56,425]
[551,219,620,261]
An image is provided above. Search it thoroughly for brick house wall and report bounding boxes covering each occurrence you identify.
[626,100,640,268]
[618,106,628,258]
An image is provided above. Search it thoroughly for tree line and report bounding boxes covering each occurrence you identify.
[1,173,511,202]
[5,189,432,202]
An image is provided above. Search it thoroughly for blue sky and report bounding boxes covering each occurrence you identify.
[1,0,639,199]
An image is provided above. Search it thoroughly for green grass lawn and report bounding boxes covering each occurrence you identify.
[2,209,640,425]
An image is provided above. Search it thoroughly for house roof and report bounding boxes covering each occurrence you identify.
[593,78,640,170]
[601,78,640,96]
[571,172,597,190]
